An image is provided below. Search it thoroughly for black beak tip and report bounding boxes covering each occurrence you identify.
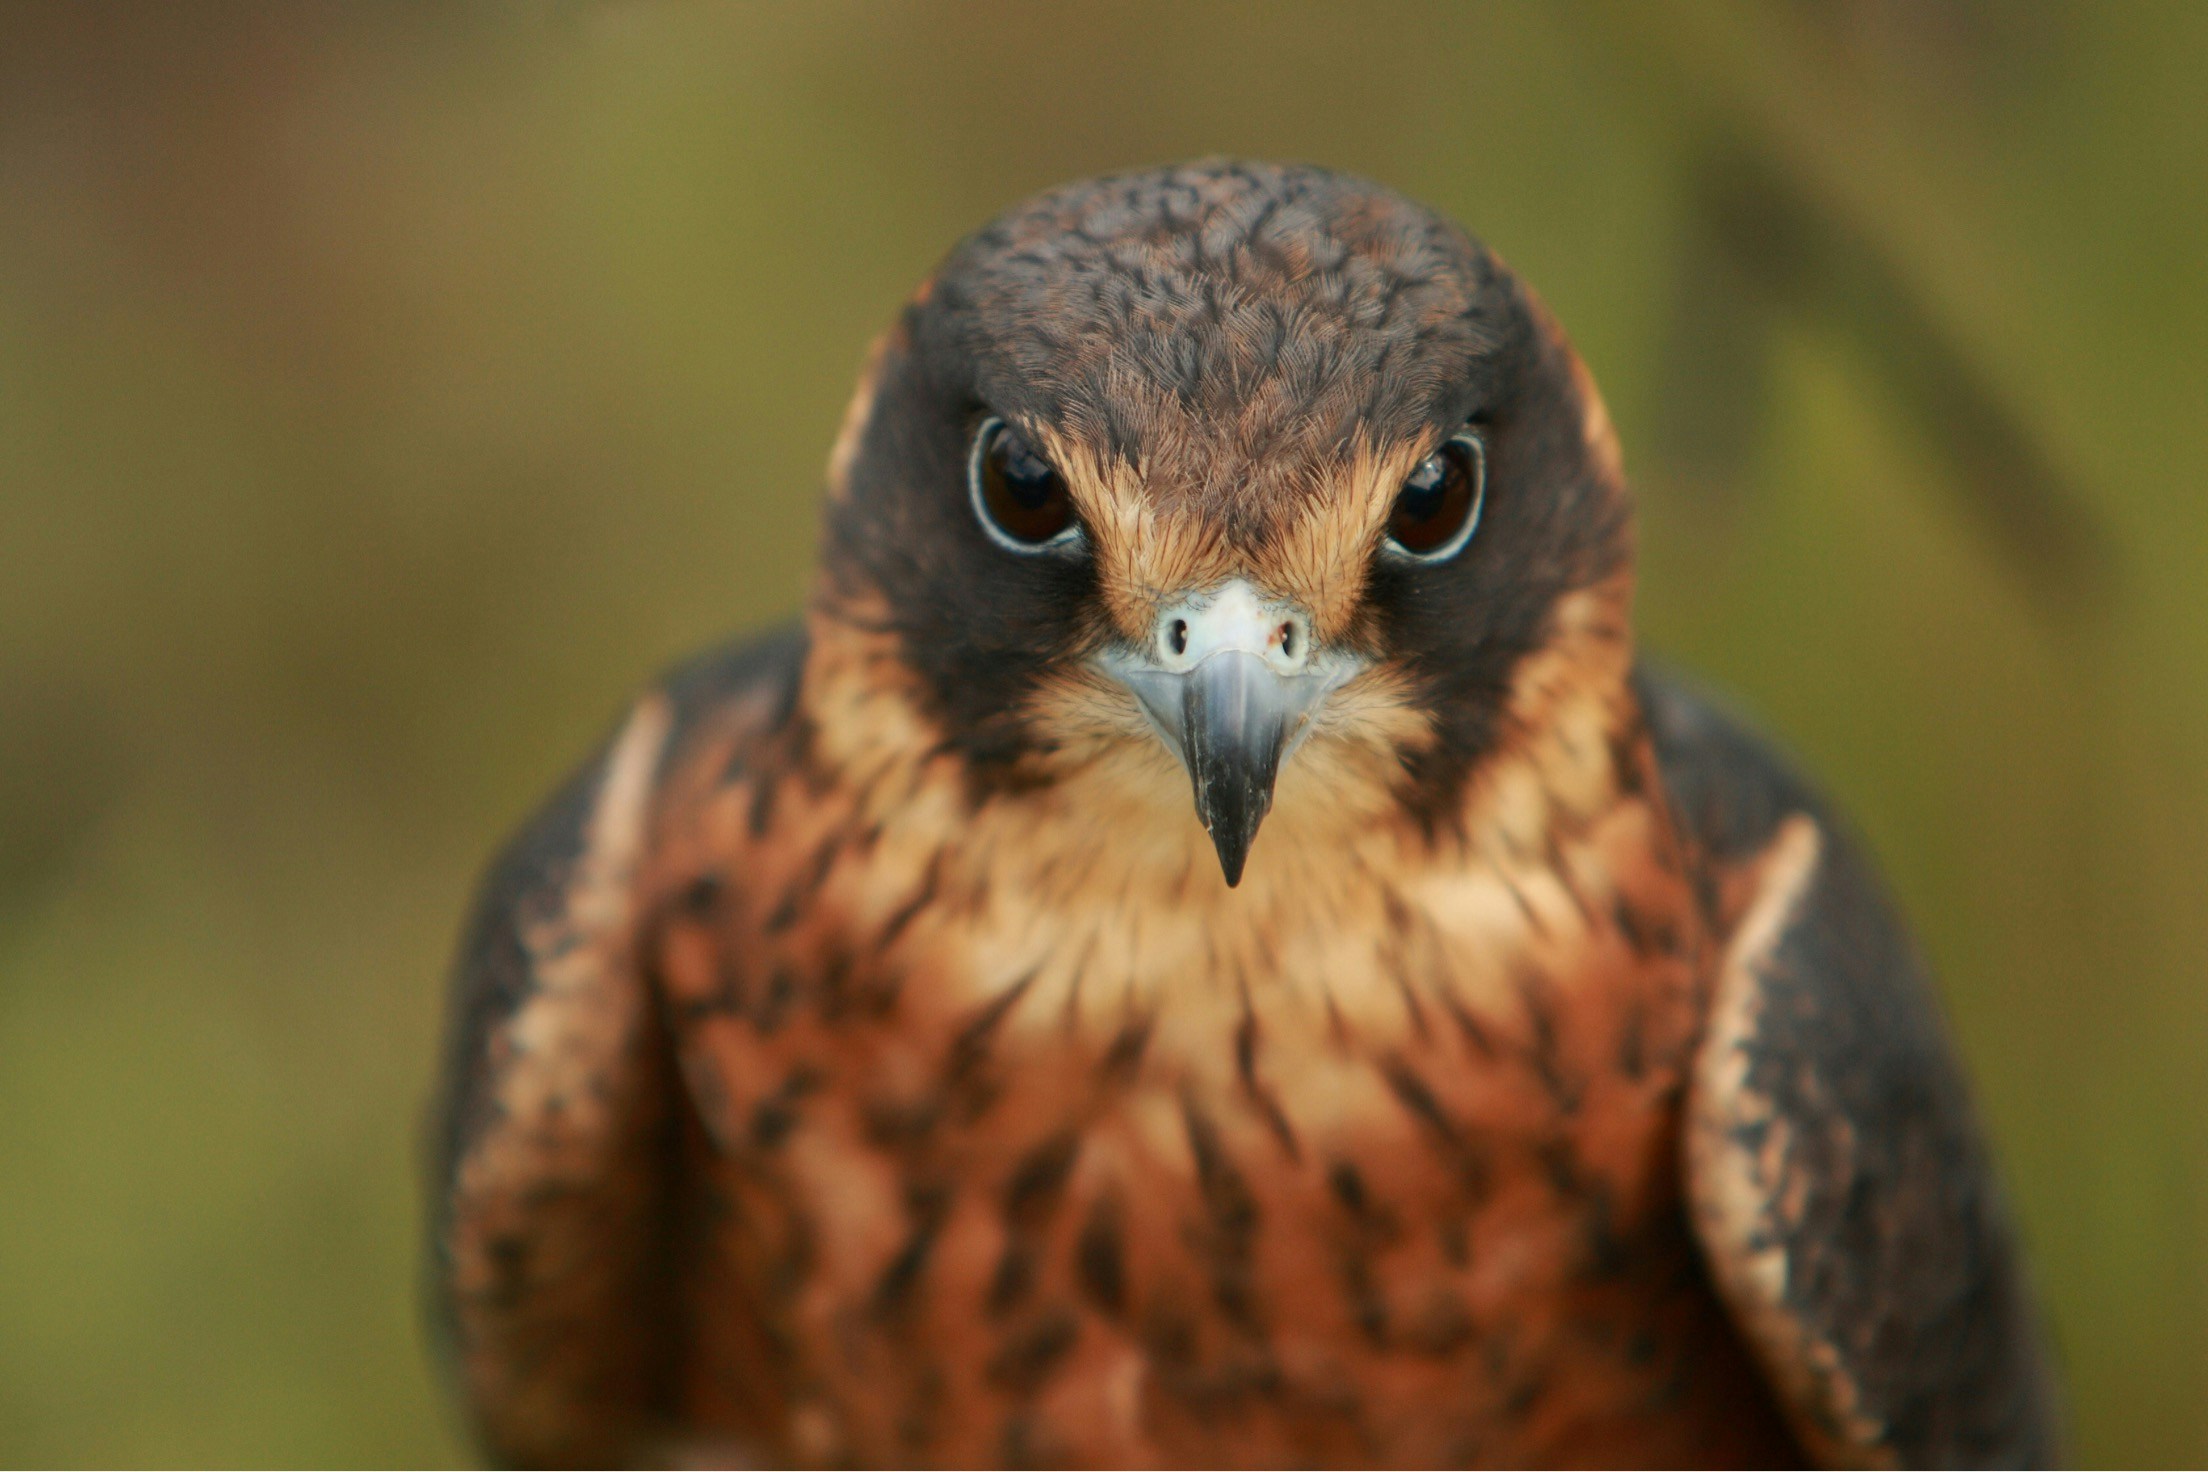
[1197,792,1266,888]
[1211,826,1252,888]
[1177,651,1291,891]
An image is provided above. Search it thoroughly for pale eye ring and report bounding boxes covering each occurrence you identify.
[1382,428,1487,563]
[967,417,1084,554]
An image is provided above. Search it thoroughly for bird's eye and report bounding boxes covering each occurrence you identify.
[969,417,1081,553]
[1384,428,1486,562]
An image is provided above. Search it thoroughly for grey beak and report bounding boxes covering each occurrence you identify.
[1099,582,1351,887]
[1102,579,1357,887]
[1177,653,1291,886]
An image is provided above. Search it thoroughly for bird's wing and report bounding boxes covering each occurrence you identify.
[1638,665,2061,1469]
[430,623,806,1466]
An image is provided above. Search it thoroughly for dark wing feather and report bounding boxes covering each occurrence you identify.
[1639,665,2062,1469]
[430,624,804,1466]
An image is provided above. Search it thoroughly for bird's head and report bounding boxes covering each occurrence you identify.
[814,160,1634,889]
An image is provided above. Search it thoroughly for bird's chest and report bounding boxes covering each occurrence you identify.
[645,765,1785,1466]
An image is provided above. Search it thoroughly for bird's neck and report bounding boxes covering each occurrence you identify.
[778,577,1667,1052]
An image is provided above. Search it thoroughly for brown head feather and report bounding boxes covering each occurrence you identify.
[814,158,1633,837]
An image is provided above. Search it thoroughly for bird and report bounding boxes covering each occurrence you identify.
[430,159,2059,1468]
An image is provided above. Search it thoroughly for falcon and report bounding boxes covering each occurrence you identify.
[431,160,2058,1467]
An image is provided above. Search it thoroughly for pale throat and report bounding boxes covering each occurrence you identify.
[792,589,1649,1067]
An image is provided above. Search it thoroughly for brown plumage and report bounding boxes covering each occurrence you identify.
[432,161,2059,1467]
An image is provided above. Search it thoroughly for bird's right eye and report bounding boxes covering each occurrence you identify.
[969,418,1082,553]
[1383,428,1486,563]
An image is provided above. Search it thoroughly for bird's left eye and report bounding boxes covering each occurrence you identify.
[969,418,1082,553]
[1384,428,1486,562]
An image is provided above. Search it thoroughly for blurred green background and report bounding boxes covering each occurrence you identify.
[0,1,2201,1464]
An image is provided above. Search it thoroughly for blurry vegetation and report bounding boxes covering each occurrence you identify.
[0,1,2202,1463]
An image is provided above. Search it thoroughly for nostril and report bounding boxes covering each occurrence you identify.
[1168,619,1189,657]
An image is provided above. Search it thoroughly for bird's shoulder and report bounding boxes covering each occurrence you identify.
[438,622,807,1160]
[651,620,812,778]
[431,620,805,1464]
[1634,662,2061,1467]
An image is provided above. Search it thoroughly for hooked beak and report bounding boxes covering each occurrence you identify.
[1102,581,1358,886]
